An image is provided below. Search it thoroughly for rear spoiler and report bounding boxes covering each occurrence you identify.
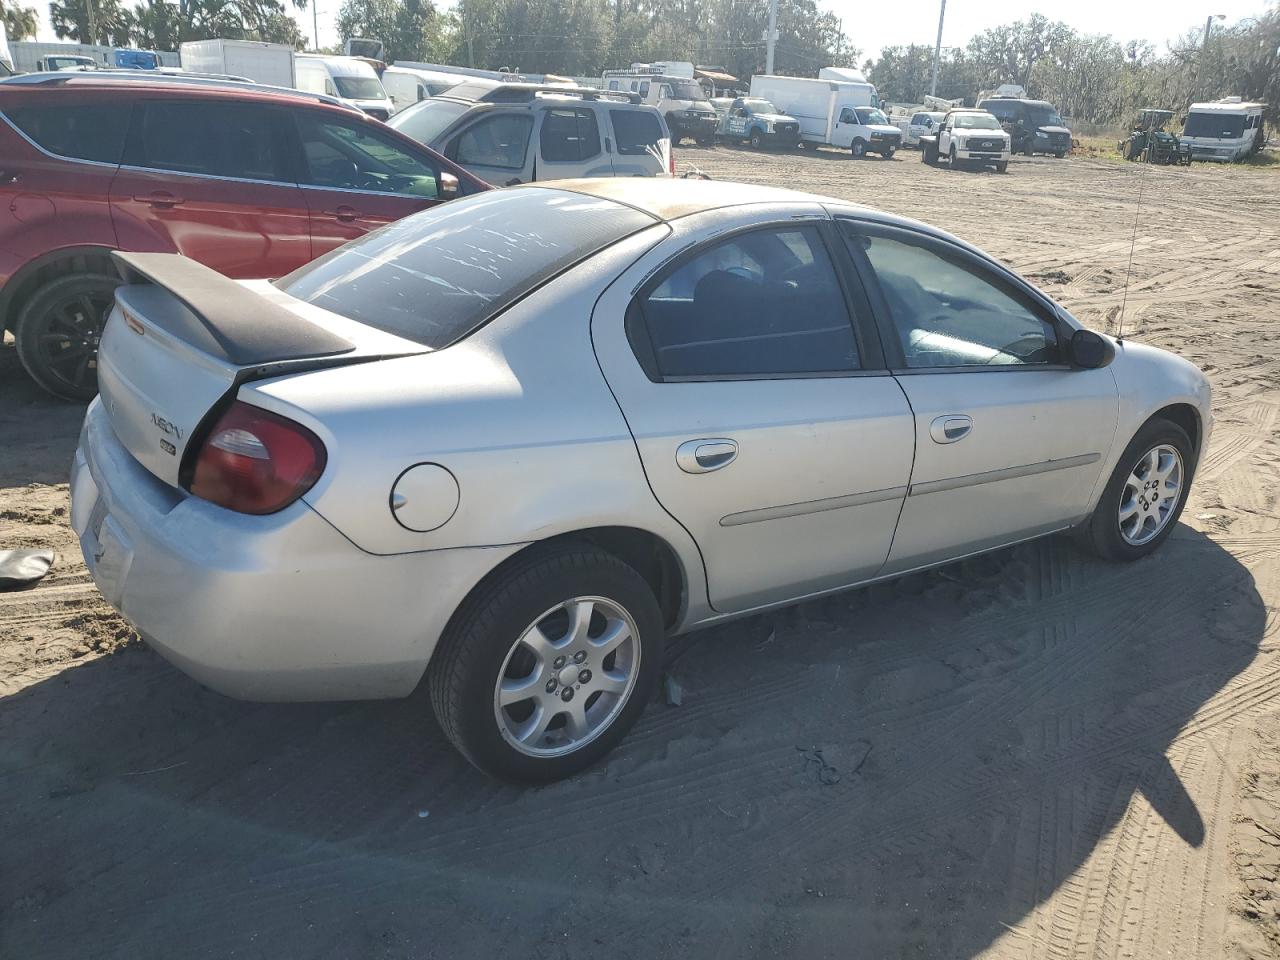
[112,252,355,366]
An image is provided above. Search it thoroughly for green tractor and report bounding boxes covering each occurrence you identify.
[1119,109,1193,165]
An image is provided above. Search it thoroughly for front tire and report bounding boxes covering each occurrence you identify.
[880,146,896,159]
[996,160,1009,173]
[851,139,867,158]
[15,272,118,401]
[749,129,763,149]
[1076,418,1194,562]
[429,544,665,782]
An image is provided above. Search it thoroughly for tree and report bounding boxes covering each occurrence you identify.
[2,0,39,39]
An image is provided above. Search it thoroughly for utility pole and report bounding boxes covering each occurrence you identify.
[312,1,320,52]
[835,18,842,64]
[86,0,98,45]
[765,0,777,74]
[929,0,946,96]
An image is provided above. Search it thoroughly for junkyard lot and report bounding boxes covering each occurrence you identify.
[2,147,1279,959]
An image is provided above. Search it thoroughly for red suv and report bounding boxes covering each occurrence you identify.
[0,74,489,399]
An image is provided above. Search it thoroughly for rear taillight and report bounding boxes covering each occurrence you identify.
[189,401,326,515]
[668,145,676,176]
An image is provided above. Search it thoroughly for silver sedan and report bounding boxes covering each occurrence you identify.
[71,179,1212,781]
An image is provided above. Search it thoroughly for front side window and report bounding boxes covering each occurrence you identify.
[5,100,130,163]
[279,189,652,348]
[839,107,856,124]
[639,81,651,97]
[133,101,287,181]
[610,109,663,155]
[451,113,533,169]
[295,113,439,197]
[632,226,860,379]
[540,108,600,162]
[846,226,1058,368]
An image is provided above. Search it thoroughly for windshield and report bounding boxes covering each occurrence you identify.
[665,79,707,102]
[50,57,93,70]
[954,113,1001,130]
[1026,104,1064,127]
[856,108,888,124]
[1183,112,1246,139]
[389,99,469,145]
[278,190,653,349]
[743,99,778,114]
[333,76,387,100]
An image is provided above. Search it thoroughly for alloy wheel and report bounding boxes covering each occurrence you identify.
[31,290,111,398]
[1118,444,1183,545]
[493,596,641,758]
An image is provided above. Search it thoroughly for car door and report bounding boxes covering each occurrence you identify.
[605,107,665,176]
[839,219,1118,573]
[590,209,916,613]
[110,97,311,278]
[292,109,445,256]
[535,105,612,180]
[442,111,535,185]
[909,113,932,143]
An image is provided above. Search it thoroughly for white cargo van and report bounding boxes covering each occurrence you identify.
[179,39,295,88]
[1181,98,1267,162]
[380,65,462,112]
[749,74,901,157]
[295,54,393,120]
[602,63,718,145]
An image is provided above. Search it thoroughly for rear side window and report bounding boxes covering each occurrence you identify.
[131,101,287,182]
[5,101,130,163]
[610,109,663,155]
[278,189,653,348]
[540,108,601,162]
[632,226,860,379]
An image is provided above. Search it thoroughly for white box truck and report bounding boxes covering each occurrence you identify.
[749,74,901,157]
[179,39,295,87]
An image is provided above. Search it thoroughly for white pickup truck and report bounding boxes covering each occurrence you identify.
[920,109,1011,172]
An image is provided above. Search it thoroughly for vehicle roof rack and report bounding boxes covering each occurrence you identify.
[0,71,361,113]
[475,83,642,105]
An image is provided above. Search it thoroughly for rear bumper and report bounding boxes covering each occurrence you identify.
[71,399,520,701]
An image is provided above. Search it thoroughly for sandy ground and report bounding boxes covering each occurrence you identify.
[2,147,1279,959]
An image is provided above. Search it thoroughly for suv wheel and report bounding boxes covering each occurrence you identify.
[15,272,117,401]
[429,543,664,782]
[1075,418,1194,562]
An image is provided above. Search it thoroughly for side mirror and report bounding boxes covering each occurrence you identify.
[1067,328,1115,369]
[439,171,460,200]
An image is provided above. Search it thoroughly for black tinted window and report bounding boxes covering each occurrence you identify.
[279,189,652,348]
[134,101,286,181]
[451,114,532,169]
[295,113,439,197]
[6,101,130,163]
[635,226,859,379]
[540,108,601,162]
[847,226,1058,368]
[610,109,663,155]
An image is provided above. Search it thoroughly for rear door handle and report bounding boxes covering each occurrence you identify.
[0,170,19,185]
[136,191,183,209]
[676,438,738,474]
[326,204,359,223]
[930,415,972,444]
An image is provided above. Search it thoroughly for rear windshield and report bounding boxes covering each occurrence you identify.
[610,108,664,155]
[389,98,469,145]
[278,189,653,348]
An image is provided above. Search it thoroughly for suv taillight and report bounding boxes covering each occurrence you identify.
[189,401,326,514]
[668,144,676,176]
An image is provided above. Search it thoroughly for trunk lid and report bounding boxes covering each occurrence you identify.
[98,252,424,488]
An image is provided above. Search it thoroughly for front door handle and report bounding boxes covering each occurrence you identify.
[930,415,972,444]
[676,438,738,474]
[136,191,183,209]
[327,204,359,223]
[0,170,19,185]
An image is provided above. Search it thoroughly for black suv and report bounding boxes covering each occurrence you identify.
[977,97,1072,157]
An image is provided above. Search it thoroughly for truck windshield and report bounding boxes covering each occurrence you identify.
[389,99,469,145]
[743,99,778,114]
[334,76,386,100]
[1183,112,1246,139]
[856,108,888,124]
[666,79,707,102]
[278,189,654,349]
[954,114,1001,129]
[1026,104,1064,127]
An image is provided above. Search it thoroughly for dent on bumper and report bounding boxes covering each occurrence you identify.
[72,400,521,702]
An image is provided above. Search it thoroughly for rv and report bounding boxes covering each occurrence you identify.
[602,62,718,145]
[1181,98,1267,162]
[749,74,898,156]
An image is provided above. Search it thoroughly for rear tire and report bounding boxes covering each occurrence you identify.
[429,543,665,783]
[14,272,117,402]
[1075,418,1194,562]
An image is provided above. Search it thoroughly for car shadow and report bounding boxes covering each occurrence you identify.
[0,527,1265,958]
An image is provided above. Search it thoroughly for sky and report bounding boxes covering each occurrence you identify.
[29,0,1271,64]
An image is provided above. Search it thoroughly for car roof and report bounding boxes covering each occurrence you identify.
[534,178,845,221]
